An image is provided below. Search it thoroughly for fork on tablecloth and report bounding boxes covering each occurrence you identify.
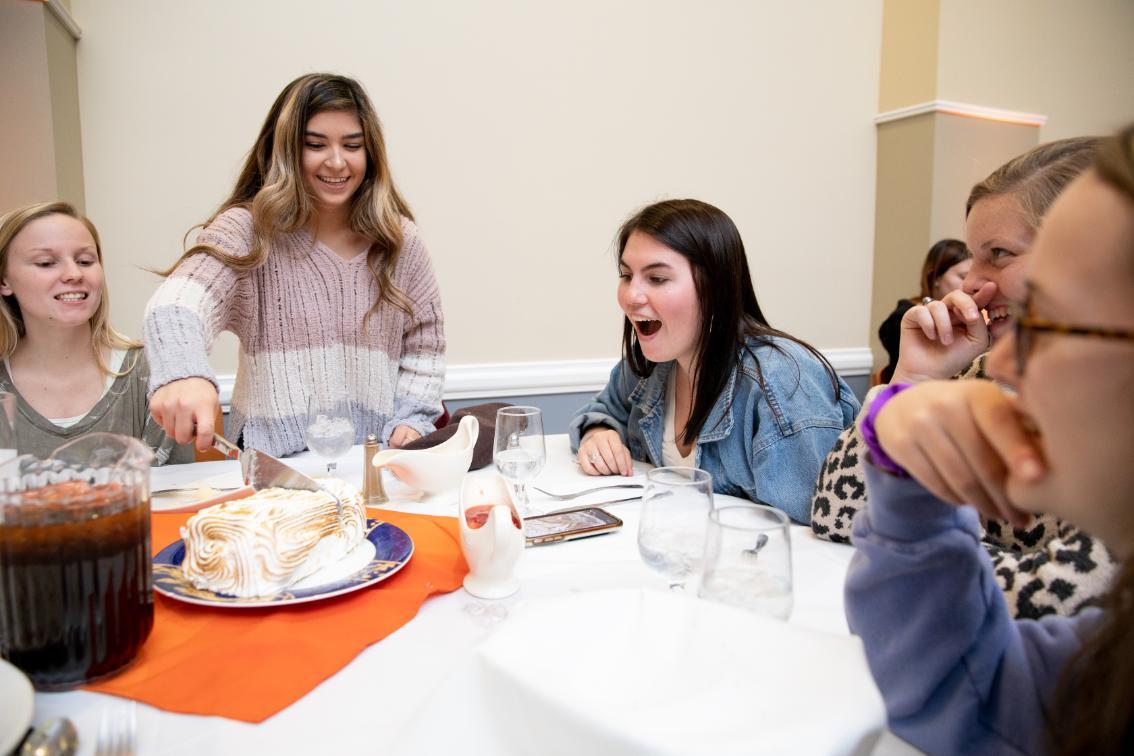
[95,701,136,756]
[532,483,643,501]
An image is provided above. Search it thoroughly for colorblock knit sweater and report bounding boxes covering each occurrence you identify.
[144,207,445,457]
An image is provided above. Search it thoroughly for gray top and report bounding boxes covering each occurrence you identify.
[0,346,194,465]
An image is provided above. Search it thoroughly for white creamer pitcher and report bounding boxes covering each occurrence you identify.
[371,415,479,496]
[458,474,523,599]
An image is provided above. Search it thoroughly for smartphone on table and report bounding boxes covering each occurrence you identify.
[523,507,622,546]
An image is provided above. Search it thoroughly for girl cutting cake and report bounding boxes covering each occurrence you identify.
[145,73,445,457]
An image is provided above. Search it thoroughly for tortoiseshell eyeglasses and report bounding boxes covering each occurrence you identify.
[1011,291,1134,375]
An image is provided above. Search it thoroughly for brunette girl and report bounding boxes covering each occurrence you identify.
[145,73,445,456]
[876,238,971,383]
[569,199,858,523]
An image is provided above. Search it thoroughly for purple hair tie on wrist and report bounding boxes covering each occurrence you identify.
[860,383,912,477]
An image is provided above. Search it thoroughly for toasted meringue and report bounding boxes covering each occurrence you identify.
[179,479,366,598]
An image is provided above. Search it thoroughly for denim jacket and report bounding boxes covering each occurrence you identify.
[569,337,860,523]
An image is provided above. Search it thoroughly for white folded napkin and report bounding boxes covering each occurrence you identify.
[396,589,885,755]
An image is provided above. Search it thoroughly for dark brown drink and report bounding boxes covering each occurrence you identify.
[0,480,153,689]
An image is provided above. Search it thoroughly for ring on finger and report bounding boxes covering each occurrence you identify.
[921,297,933,305]
[588,452,602,464]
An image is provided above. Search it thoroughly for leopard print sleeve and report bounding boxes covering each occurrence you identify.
[812,357,987,544]
[810,423,868,544]
[982,515,1118,619]
[811,353,1115,619]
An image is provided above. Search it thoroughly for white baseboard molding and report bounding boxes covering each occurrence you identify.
[215,347,872,408]
[875,100,1047,127]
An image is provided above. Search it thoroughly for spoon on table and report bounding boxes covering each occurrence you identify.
[743,533,769,557]
[19,717,78,756]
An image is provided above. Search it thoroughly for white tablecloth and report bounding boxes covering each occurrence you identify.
[29,435,917,755]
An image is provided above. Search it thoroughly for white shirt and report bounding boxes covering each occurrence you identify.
[661,371,696,468]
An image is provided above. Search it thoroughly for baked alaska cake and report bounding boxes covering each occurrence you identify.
[179,479,367,598]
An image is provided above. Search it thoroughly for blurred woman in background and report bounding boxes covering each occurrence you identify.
[876,238,971,384]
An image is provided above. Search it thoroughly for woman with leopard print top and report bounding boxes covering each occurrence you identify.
[812,137,1117,619]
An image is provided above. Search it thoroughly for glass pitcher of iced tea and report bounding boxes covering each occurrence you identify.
[0,433,154,689]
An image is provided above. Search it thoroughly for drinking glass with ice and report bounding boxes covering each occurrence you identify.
[306,394,355,476]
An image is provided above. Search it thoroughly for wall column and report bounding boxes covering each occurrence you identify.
[0,0,84,213]
[870,0,1043,372]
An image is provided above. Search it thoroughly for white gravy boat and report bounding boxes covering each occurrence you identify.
[458,474,523,599]
[370,415,479,495]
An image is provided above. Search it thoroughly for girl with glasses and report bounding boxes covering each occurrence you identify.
[845,125,1134,755]
[812,138,1117,620]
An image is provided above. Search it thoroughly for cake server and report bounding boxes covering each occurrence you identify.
[211,434,344,518]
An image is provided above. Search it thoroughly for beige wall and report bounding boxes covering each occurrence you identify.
[0,1,84,213]
[70,0,882,375]
[937,0,1134,141]
[877,0,938,113]
[0,1,58,212]
[871,115,935,368]
[44,7,85,209]
[869,0,1132,371]
[928,115,1038,244]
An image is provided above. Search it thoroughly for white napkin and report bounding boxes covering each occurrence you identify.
[396,589,885,755]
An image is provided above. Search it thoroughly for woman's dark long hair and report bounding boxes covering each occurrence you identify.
[916,238,969,301]
[617,199,842,446]
[1048,124,1134,756]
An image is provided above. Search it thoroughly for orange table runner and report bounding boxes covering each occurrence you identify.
[85,509,467,722]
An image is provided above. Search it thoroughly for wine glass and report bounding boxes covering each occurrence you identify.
[493,406,546,514]
[637,467,712,590]
[305,393,355,477]
[698,503,793,620]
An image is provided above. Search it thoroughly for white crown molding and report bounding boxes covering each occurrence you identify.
[875,100,1046,127]
[214,347,873,408]
[44,0,82,40]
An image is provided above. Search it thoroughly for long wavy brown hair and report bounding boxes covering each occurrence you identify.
[1048,124,1134,756]
[164,73,415,322]
[0,201,138,375]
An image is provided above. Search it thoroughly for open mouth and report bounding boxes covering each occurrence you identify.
[55,292,88,302]
[987,305,1011,327]
[317,176,349,187]
[632,318,661,337]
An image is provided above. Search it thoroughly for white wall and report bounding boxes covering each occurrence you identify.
[72,0,881,382]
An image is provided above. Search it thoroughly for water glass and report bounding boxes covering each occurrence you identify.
[637,467,712,590]
[698,503,793,620]
[493,406,546,513]
[306,393,355,476]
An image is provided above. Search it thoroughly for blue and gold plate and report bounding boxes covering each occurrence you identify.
[153,519,413,607]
